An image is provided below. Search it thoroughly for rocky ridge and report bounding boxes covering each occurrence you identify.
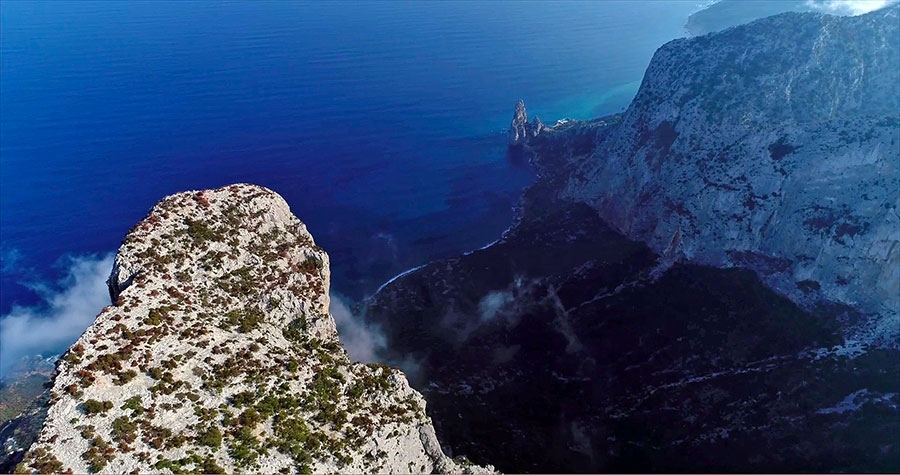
[368,112,900,472]
[18,184,489,474]
[563,6,899,336]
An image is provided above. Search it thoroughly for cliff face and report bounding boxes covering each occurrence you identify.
[367,115,899,473]
[563,6,900,334]
[362,6,900,473]
[18,184,489,474]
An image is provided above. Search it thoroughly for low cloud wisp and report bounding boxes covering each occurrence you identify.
[0,254,113,377]
[329,293,386,364]
[807,0,899,15]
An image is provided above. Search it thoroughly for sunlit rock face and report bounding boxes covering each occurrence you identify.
[508,100,544,147]
[18,184,491,475]
[562,6,899,337]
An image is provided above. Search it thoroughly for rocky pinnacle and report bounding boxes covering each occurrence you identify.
[508,100,543,146]
[18,184,492,474]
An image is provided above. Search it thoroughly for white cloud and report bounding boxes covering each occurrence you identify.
[478,290,514,322]
[330,293,386,363]
[0,247,23,274]
[807,0,898,15]
[0,254,113,377]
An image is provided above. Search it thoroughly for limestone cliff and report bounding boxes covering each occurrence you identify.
[562,6,899,338]
[17,184,490,474]
[362,7,899,472]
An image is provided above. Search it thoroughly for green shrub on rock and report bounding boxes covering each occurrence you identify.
[82,399,112,415]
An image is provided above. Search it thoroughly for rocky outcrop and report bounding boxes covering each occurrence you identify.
[507,100,543,146]
[685,0,813,36]
[17,184,490,474]
[563,6,899,339]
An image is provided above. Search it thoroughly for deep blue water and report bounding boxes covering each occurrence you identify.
[0,0,701,316]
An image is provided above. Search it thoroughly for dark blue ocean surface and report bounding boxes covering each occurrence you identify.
[0,1,700,317]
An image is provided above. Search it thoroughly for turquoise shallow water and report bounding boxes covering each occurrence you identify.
[0,0,701,312]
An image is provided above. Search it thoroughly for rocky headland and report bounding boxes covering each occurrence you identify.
[507,100,544,147]
[685,0,815,36]
[16,184,490,474]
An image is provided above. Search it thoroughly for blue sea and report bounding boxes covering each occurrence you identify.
[0,1,701,363]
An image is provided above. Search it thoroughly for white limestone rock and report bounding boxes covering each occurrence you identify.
[561,6,899,341]
[17,184,493,474]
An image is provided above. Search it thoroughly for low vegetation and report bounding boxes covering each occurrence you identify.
[17,186,437,473]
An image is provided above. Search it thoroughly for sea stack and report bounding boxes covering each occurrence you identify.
[508,100,543,146]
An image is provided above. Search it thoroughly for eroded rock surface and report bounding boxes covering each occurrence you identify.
[18,184,490,474]
[368,114,900,474]
[563,6,899,337]
[364,6,900,473]
[508,100,543,146]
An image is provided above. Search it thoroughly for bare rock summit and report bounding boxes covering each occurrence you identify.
[17,184,492,474]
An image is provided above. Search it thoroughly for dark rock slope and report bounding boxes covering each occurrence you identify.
[366,7,900,473]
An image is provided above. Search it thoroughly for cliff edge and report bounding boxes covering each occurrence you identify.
[563,6,899,336]
[17,184,490,474]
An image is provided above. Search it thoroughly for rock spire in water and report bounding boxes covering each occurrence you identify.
[508,100,543,146]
